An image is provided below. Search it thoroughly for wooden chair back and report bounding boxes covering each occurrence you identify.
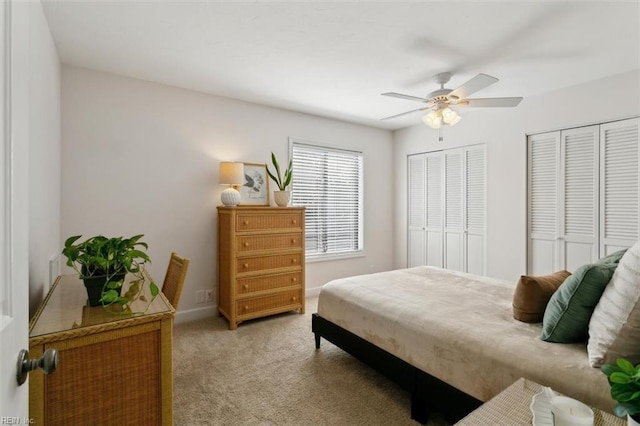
[161,252,190,310]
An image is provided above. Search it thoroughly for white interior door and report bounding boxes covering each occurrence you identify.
[444,149,463,271]
[407,154,426,267]
[528,132,560,275]
[600,118,640,255]
[0,1,30,417]
[559,125,599,271]
[464,145,486,275]
[425,152,443,267]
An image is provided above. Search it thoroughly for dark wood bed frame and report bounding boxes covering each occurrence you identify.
[312,313,482,424]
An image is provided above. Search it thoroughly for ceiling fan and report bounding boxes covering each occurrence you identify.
[381,72,522,128]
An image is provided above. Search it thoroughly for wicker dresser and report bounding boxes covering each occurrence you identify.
[217,206,305,330]
[28,273,174,426]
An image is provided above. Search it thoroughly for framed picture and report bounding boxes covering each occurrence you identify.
[239,163,270,205]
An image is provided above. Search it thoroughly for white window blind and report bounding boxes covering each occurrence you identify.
[291,141,363,260]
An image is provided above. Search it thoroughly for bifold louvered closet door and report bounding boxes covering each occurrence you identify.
[527,117,639,275]
[408,144,485,274]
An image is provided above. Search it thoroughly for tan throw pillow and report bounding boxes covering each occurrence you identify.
[588,242,640,367]
[512,270,571,323]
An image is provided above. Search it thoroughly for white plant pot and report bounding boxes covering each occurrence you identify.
[630,414,640,426]
[274,191,291,207]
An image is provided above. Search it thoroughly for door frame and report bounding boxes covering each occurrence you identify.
[0,0,30,418]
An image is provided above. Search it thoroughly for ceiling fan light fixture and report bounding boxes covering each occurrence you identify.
[381,73,522,127]
[422,110,442,129]
[441,107,458,124]
[448,114,462,126]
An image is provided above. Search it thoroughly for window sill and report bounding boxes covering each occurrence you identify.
[306,251,365,263]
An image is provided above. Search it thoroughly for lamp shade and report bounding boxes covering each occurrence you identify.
[219,162,245,185]
[422,110,442,129]
[423,107,462,129]
[448,114,462,126]
[441,107,456,124]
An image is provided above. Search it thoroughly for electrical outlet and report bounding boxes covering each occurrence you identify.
[196,290,205,304]
[205,289,213,303]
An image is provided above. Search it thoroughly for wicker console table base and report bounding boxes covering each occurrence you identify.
[455,378,624,426]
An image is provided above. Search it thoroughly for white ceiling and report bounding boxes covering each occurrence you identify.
[41,1,640,130]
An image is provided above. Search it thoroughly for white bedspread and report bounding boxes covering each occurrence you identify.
[317,266,613,412]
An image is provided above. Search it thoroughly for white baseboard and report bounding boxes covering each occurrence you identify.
[174,305,218,324]
[305,286,321,298]
[175,288,323,324]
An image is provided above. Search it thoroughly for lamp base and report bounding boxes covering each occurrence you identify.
[221,187,241,206]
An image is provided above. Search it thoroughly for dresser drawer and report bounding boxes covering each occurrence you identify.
[236,213,302,232]
[237,233,302,252]
[237,253,301,274]
[237,272,302,295]
[236,290,302,316]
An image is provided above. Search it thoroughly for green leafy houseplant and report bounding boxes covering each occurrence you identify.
[62,234,159,312]
[602,357,640,419]
[266,152,292,191]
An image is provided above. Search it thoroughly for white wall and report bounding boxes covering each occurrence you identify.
[61,66,394,321]
[393,70,640,283]
[28,1,61,315]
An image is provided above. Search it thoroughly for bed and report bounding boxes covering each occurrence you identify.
[312,266,612,424]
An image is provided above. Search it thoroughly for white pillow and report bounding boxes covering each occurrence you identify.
[587,241,640,367]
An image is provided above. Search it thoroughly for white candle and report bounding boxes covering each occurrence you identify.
[550,396,594,426]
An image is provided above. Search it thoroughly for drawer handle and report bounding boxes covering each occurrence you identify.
[291,296,297,302]
[291,239,296,244]
[243,263,249,269]
[291,259,297,264]
[243,284,249,290]
[244,242,250,247]
[292,277,297,282]
[291,219,297,224]
[244,305,249,311]
[243,220,249,225]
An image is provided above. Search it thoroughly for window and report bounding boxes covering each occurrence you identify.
[291,140,363,260]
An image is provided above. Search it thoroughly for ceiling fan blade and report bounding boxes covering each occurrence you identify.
[381,107,431,121]
[381,92,431,103]
[448,74,498,100]
[457,97,523,108]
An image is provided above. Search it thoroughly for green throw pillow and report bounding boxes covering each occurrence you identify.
[541,262,617,343]
[596,249,627,265]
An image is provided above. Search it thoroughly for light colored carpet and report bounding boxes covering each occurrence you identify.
[172,297,450,426]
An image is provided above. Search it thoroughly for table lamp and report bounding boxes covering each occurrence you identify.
[219,162,244,206]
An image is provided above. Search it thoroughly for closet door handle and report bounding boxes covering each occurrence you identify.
[17,349,58,385]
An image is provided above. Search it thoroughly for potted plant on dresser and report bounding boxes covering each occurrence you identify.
[266,152,293,206]
[602,357,640,425]
[62,234,159,311]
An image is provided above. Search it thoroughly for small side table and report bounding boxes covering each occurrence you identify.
[455,378,624,426]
